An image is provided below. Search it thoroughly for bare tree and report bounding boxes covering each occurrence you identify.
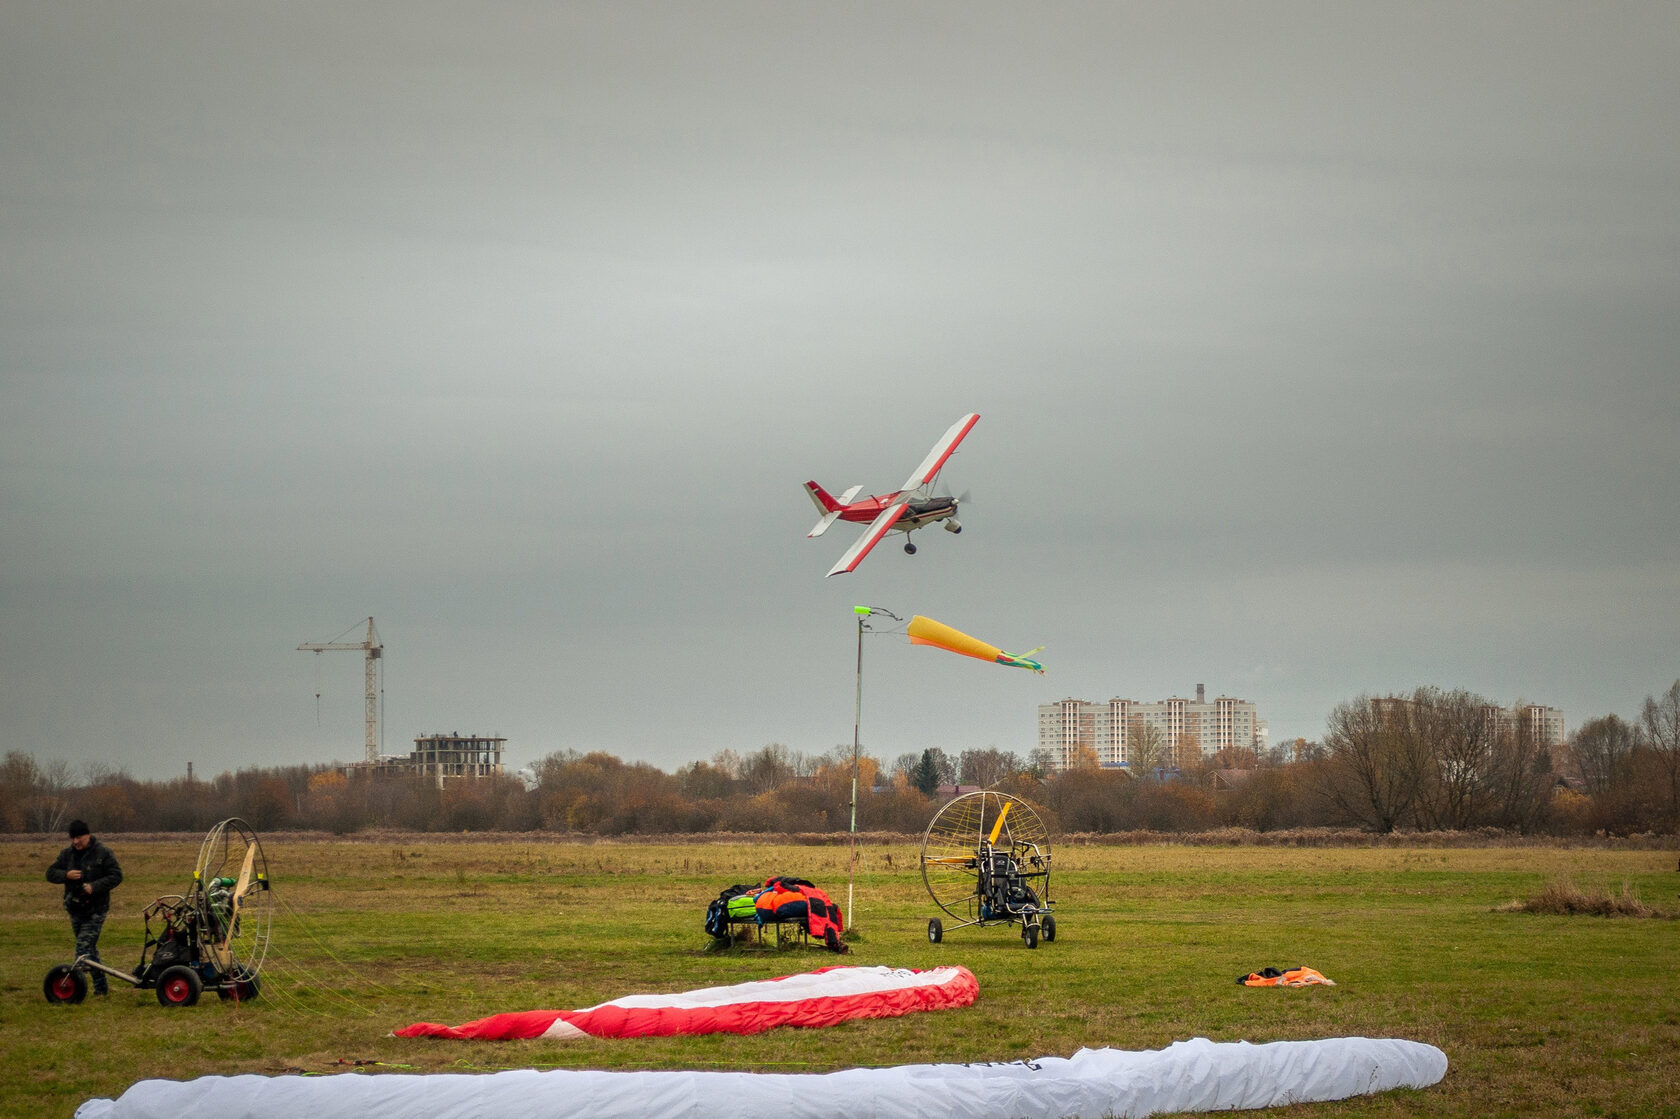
[1411,688,1497,830]
[958,747,1022,787]
[739,743,797,794]
[29,758,74,833]
[1210,745,1260,770]
[1484,703,1555,832]
[1569,714,1637,797]
[0,751,41,831]
[1640,678,1680,828]
[80,760,129,787]
[709,749,744,780]
[1127,722,1168,779]
[1172,734,1204,773]
[1318,694,1428,832]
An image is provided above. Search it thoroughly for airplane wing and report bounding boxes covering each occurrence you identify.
[900,413,979,492]
[826,500,909,577]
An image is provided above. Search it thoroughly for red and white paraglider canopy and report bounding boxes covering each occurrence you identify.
[393,965,979,1041]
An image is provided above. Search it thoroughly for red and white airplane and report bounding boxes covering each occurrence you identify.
[804,413,979,577]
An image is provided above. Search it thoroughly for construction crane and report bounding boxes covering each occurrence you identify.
[297,617,383,764]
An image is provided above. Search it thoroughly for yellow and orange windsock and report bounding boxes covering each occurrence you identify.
[907,615,1044,673]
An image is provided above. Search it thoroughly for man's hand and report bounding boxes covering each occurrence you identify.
[83,884,93,895]
[67,870,83,881]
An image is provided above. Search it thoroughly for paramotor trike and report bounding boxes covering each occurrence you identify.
[44,818,273,1007]
[920,791,1055,948]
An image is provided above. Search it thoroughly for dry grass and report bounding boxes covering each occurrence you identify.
[1498,877,1674,918]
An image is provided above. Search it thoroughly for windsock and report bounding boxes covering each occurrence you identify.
[907,615,1044,673]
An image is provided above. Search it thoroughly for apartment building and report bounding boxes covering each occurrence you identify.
[1036,685,1264,771]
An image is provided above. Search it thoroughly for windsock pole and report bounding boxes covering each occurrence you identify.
[847,605,900,935]
[849,607,865,929]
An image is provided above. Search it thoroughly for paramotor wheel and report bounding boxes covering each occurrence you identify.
[44,964,88,1004]
[1042,913,1057,942]
[156,965,202,1007]
[920,791,1052,920]
[927,917,943,943]
[1023,922,1039,949]
[193,818,273,980]
[218,966,261,1002]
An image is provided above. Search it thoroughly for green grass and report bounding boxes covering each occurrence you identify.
[3,836,1677,1117]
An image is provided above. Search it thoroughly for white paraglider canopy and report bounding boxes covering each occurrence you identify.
[78,1036,1446,1119]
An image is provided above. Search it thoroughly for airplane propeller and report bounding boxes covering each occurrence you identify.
[929,474,971,504]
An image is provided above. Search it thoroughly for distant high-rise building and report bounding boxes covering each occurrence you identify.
[1036,684,1264,771]
[1373,697,1566,747]
[1512,704,1566,747]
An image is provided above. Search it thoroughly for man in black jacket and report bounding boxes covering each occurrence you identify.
[46,820,123,995]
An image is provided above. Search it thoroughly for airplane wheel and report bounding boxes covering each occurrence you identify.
[928,918,942,943]
[44,965,87,1004]
[904,541,917,555]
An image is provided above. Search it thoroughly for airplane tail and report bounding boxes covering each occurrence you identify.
[805,481,842,538]
[804,481,862,538]
[804,481,840,515]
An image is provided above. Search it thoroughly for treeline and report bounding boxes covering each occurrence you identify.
[3,681,1676,838]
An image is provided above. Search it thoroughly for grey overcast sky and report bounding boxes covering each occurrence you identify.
[3,3,1677,782]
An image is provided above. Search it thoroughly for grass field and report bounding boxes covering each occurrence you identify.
[3,834,1677,1117]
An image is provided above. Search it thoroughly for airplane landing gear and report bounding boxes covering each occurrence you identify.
[904,540,917,555]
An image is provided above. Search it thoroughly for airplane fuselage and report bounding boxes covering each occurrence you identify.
[838,492,958,532]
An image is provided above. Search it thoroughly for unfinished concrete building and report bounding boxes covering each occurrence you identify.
[410,733,506,782]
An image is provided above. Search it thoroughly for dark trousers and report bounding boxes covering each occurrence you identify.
[70,909,109,993]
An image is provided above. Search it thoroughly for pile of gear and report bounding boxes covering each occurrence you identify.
[704,875,845,952]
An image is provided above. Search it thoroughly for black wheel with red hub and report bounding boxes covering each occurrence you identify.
[155,965,202,1007]
[44,965,88,1004]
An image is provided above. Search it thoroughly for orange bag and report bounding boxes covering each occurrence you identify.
[1238,966,1335,987]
